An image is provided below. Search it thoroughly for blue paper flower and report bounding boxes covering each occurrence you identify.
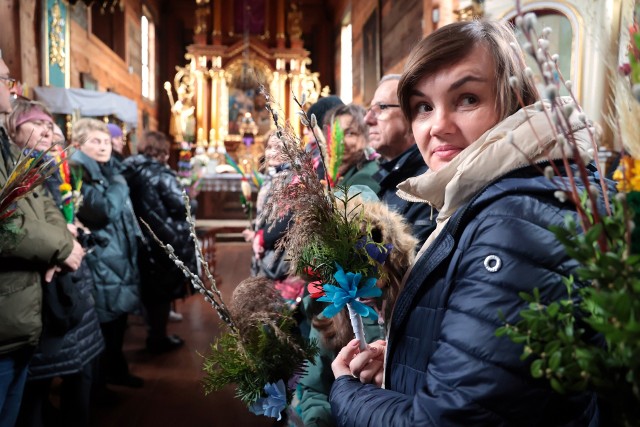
[248,379,287,420]
[317,263,382,320]
[355,237,393,265]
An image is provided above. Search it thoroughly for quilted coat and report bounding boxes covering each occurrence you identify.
[122,154,197,302]
[70,151,140,323]
[0,130,74,354]
[329,101,604,427]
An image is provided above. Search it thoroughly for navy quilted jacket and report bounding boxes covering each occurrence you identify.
[374,144,435,248]
[329,167,602,427]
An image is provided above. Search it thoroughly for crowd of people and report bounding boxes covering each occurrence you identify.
[245,19,608,427]
[0,50,197,426]
[1,17,610,427]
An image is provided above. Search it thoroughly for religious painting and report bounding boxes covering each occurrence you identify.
[362,7,380,105]
[228,88,271,136]
[44,0,70,87]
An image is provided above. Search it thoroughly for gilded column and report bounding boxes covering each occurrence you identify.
[288,71,301,136]
[219,76,229,143]
[210,69,218,137]
[195,56,209,143]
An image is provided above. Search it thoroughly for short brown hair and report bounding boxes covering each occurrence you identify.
[398,20,537,122]
[141,131,170,162]
[327,103,368,135]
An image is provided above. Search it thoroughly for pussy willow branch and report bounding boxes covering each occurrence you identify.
[514,3,607,246]
[139,193,237,332]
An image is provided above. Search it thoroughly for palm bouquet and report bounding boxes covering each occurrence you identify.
[0,142,66,251]
[140,192,317,421]
[259,91,398,350]
[494,3,640,425]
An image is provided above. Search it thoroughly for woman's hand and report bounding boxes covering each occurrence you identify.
[62,239,85,272]
[66,223,78,237]
[252,234,264,259]
[331,339,387,387]
[242,228,255,242]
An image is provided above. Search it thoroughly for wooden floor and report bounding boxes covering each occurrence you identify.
[91,241,276,427]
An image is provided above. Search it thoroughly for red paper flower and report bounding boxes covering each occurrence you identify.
[307,280,325,298]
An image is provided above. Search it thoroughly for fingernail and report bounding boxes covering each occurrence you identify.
[350,339,360,347]
[370,347,378,353]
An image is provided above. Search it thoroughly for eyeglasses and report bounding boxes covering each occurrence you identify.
[365,103,400,120]
[0,76,17,90]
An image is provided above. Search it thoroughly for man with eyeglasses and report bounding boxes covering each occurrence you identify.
[365,75,436,247]
[0,51,80,427]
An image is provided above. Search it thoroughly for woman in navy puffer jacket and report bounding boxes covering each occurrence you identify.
[329,20,605,426]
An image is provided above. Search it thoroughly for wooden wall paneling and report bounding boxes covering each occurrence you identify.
[350,0,377,104]
[380,0,422,74]
[0,0,22,81]
[20,0,39,88]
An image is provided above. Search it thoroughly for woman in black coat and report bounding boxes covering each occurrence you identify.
[122,131,197,353]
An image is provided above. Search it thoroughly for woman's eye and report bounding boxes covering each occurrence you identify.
[460,95,478,106]
[415,103,432,114]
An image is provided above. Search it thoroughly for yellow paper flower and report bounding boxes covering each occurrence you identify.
[613,156,640,192]
[59,183,72,192]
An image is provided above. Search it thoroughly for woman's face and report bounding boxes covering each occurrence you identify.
[14,117,54,151]
[80,130,112,163]
[264,134,285,167]
[337,114,366,167]
[409,44,501,172]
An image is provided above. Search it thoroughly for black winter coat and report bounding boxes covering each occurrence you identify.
[70,151,140,323]
[28,262,104,380]
[329,168,602,427]
[122,154,197,302]
[374,145,436,248]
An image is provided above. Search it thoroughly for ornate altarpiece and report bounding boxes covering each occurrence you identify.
[165,0,327,164]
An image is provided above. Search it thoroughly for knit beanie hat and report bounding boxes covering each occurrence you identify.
[307,95,344,128]
[107,123,123,138]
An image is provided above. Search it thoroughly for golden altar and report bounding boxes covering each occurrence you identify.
[165,0,329,176]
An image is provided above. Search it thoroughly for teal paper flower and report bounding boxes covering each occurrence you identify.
[249,379,287,420]
[317,263,382,320]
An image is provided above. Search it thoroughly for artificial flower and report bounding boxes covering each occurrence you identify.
[355,237,393,265]
[248,379,287,421]
[317,263,381,320]
[307,280,324,298]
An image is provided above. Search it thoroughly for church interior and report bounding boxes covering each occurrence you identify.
[0,0,636,426]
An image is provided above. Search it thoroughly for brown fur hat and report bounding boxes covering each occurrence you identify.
[313,196,417,351]
[230,276,285,337]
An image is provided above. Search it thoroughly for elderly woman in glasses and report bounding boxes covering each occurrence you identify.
[70,118,143,390]
[0,65,82,424]
[5,99,103,427]
[329,20,605,426]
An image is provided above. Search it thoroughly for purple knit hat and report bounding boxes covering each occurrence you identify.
[107,123,123,138]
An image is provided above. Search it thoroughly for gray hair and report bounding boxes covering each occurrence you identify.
[378,74,401,86]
